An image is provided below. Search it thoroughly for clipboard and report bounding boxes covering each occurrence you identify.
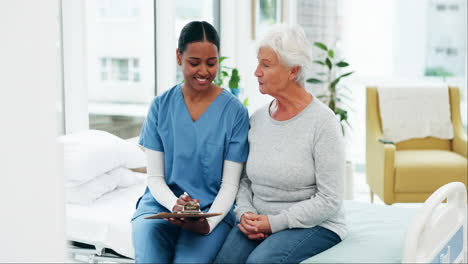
[144,212,222,219]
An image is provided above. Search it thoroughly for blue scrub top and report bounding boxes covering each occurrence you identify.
[133,84,249,227]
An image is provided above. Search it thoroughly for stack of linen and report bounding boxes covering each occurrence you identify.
[57,130,146,205]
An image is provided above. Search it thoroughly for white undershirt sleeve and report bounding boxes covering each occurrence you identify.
[145,148,178,212]
[146,148,243,233]
[206,160,243,233]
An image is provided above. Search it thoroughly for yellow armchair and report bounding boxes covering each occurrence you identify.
[366,86,467,204]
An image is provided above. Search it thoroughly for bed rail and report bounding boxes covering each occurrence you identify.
[402,182,467,263]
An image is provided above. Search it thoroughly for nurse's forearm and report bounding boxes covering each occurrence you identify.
[145,148,178,211]
[207,160,243,233]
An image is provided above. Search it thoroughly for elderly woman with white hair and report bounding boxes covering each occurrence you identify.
[215,24,346,263]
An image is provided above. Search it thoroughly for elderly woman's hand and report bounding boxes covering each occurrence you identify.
[238,212,271,240]
[249,214,272,234]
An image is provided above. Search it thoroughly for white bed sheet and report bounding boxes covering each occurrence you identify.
[66,182,146,259]
[304,201,419,263]
[66,186,420,262]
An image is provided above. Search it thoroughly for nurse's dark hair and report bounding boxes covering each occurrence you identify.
[178,21,220,54]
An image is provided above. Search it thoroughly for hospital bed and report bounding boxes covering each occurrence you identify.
[67,181,467,263]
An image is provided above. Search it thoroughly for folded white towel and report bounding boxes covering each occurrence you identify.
[377,85,453,143]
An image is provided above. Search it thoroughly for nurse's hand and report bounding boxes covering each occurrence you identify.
[172,193,197,212]
[167,193,209,234]
[166,217,210,235]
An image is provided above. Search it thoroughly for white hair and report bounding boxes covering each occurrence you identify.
[257,24,312,86]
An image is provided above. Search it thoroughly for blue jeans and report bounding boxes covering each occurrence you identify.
[215,225,341,264]
[132,214,231,263]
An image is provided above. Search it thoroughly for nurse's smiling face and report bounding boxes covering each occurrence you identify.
[177,41,219,92]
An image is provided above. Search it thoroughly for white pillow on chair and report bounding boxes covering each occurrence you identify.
[57,129,145,187]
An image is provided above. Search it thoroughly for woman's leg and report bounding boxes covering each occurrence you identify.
[246,226,341,264]
[131,214,180,263]
[172,220,232,263]
[215,225,261,264]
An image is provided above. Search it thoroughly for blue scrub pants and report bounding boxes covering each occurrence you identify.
[215,225,341,264]
[132,214,231,263]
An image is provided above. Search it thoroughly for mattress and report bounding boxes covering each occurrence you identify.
[303,201,419,263]
[66,182,146,259]
[67,188,419,262]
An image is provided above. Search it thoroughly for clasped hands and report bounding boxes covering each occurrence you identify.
[164,193,210,235]
[238,212,272,240]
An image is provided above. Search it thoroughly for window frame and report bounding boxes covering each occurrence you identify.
[60,0,221,134]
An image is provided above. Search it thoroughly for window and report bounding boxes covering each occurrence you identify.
[303,0,467,174]
[252,0,283,40]
[97,0,140,18]
[297,0,339,96]
[425,0,466,77]
[87,0,154,138]
[297,0,338,48]
[61,0,155,138]
[100,57,141,83]
[111,58,129,81]
[174,0,218,83]
[62,0,221,138]
[175,0,216,31]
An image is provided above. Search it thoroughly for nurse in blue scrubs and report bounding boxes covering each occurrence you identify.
[131,21,249,263]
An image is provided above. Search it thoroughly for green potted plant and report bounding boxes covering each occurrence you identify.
[306,42,355,200]
[306,42,353,135]
[215,56,249,106]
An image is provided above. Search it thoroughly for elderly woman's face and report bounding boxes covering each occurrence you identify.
[254,47,291,96]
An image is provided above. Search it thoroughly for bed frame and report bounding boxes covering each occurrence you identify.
[68,241,133,263]
[402,182,467,263]
[68,182,467,263]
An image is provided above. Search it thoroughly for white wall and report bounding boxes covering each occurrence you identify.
[156,0,176,95]
[340,0,395,78]
[393,0,428,77]
[0,0,66,261]
[62,0,89,133]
